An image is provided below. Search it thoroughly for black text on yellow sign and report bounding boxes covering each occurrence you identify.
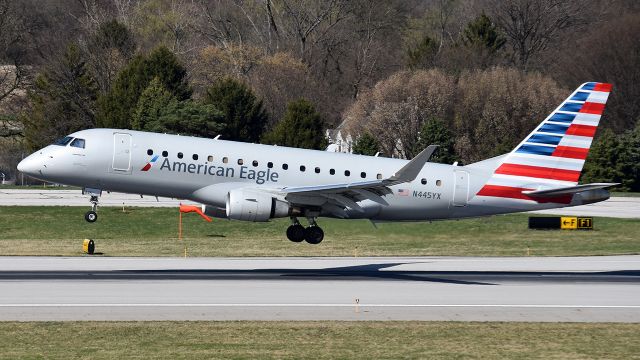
[560,217,593,230]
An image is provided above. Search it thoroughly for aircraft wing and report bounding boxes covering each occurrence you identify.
[271,145,438,217]
[522,183,619,197]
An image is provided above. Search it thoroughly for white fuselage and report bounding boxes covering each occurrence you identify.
[17,128,601,221]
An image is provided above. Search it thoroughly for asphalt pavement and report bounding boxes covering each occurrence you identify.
[0,256,638,322]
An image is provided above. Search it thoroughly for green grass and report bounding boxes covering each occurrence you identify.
[611,191,640,197]
[0,206,638,257]
[0,321,638,359]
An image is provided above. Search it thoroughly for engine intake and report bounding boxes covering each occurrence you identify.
[226,188,290,222]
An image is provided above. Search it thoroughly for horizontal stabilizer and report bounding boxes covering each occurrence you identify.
[522,183,619,197]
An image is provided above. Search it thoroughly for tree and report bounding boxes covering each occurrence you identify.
[415,118,456,164]
[552,13,640,131]
[406,35,438,70]
[462,13,505,53]
[23,44,98,150]
[455,67,565,162]
[263,99,328,150]
[132,77,176,131]
[96,46,191,129]
[581,129,623,186]
[142,100,224,139]
[352,132,380,156]
[0,0,35,137]
[617,125,640,191]
[491,0,586,69]
[203,77,268,143]
[133,78,224,138]
[86,19,136,93]
[582,125,640,192]
[343,69,457,159]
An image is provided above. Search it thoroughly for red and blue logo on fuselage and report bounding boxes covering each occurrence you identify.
[141,155,159,171]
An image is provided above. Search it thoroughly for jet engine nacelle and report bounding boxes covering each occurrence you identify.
[226,188,290,222]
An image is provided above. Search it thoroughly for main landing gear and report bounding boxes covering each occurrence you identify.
[286,217,324,244]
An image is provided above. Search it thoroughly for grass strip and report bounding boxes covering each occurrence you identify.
[0,321,638,359]
[0,206,638,257]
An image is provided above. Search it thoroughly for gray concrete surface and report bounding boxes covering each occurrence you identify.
[0,189,196,207]
[0,256,638,322]
[0,189,638,218]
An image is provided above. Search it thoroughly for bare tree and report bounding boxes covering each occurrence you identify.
[344,69,456,159]
[0,0,34,137]
[552,13,640,131]
[491,0,587,70]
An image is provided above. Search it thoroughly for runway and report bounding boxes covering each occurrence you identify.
[1,189,639,218]
[1,256,639,322]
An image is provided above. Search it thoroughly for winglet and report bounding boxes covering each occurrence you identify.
[385,145,438,185]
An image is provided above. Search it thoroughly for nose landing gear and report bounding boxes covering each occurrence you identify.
[84,195,99,223]
[286,217,324,244]
[82,188,102,223]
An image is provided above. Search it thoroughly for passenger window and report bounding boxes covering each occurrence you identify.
[421,178,427,185]
[300,165,306,172]
[282,164,288,170]
[268,162,273,168]
[360,172,366,178]
[330,169,335,175]
[436,180,442,186]
[377,173,382,180]
[70,138,85,149]
[178,152,183,159]
[207,155,213,162]
[193,154,198,161]
[315,167,320,174]
[344,170,350,176]
[238,159,244,165]
[147,149,153,156]
[162,151,168,157]
[223,157,228,164]
[252,160,259,167]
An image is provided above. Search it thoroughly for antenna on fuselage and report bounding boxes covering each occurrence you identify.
[213,135,221,140]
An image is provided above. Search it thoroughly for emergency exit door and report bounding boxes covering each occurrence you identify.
[452,170,469,206]
[112,133,132,173]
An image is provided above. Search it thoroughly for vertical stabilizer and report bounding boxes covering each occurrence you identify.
[476,82,612,202]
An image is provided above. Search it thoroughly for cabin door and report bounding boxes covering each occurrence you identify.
[452,170,469,207]
[112,133,132,173]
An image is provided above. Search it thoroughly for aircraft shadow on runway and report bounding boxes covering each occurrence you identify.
[1,263,640,285]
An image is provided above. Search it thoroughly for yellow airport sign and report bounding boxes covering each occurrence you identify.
[560,217,593,230]
[577,217,593,229]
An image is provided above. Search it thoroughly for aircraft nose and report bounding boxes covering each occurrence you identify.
[17,155,43,176]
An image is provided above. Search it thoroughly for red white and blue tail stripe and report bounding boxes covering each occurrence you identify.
[476,82,612,203]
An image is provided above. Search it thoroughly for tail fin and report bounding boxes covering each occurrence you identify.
[476,82,612,202]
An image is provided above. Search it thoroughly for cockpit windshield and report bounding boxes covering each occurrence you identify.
[70,138,85,149]
[53,136,74,146]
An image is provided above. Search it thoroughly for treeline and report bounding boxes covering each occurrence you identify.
[23,24,327,152]
[0,0,639,189]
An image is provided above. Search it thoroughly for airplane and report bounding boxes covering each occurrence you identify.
[17,82,617,244]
